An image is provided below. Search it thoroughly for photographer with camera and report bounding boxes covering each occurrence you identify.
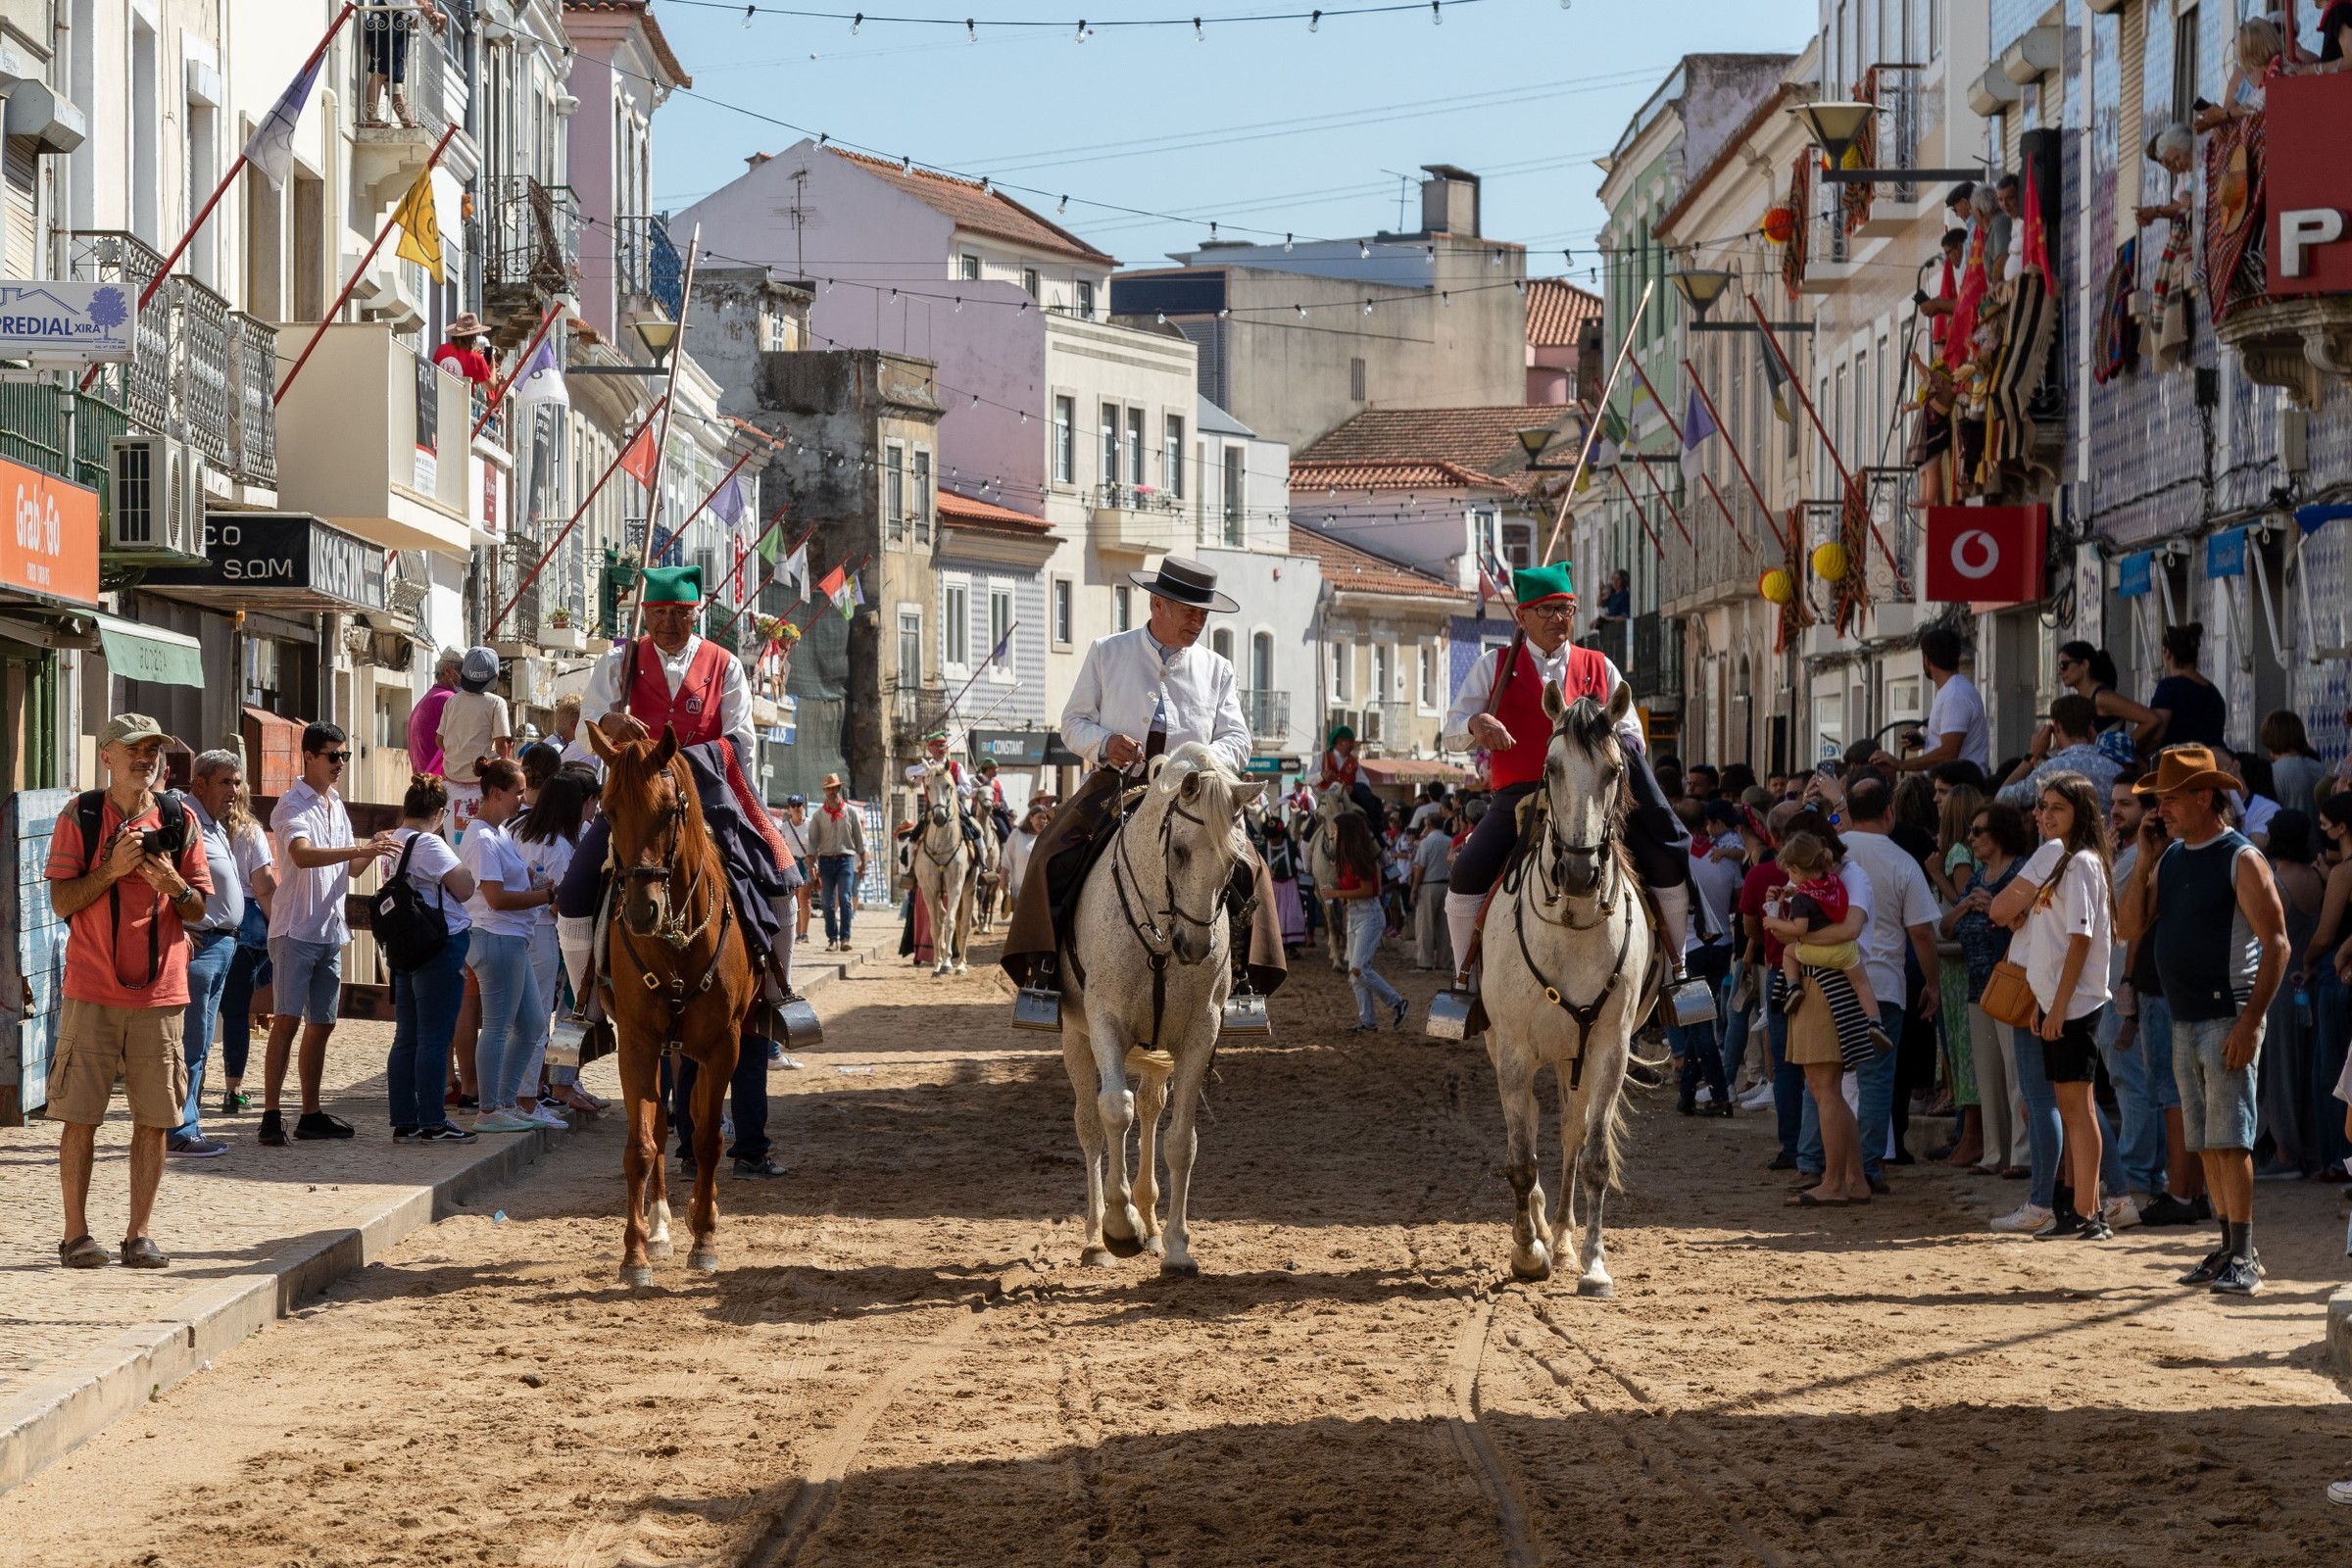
[261,722,398,1147]
[45,714,216,1268]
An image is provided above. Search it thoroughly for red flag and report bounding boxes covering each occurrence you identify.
[2020,163,2051,286]
[1947,222,1988,367]
[814,564,846,602]
[1924,506,2047,604]
[617,423,658,488]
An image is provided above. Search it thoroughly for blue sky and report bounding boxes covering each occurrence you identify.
[649,0,1819,282]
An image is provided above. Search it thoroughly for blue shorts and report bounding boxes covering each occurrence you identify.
[2170,1011,2261,1152]
[268,936,343,1025]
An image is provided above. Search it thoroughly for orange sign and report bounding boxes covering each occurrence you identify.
[0,457,100,607]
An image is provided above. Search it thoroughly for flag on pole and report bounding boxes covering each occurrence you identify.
[1681,387,1719,450]
[815,564,846,605]
[840,571,863,622]
[713,473,751,531]
[242,55,323,192]
[617,423,659,488]
[511,334,568,407]
[391,166,443,285]
[1759,343,1793,424]
[2019,163,2052,286]
[774,539,809,598]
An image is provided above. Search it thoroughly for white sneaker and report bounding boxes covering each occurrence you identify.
[474,1108,537,1133]
[1739,1083,1776,1111]
[524,1104,569,1130]
[2102,1195,2141,1231]
[1990,1201,2055,1235]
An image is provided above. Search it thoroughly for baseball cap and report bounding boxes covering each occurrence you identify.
[461,645,500,688]
[784,794,806,808]
[98,713,177,750]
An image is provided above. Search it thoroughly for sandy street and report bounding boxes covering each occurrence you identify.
[6,934,2352,1568]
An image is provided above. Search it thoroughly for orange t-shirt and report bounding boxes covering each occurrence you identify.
[45,793,213,1007]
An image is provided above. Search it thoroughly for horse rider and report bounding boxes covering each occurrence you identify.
[1001,556,1288,999]
[906,728,984,852]
[975,760,1015,842]
[1440,563,1692,993]
[1318,725,1387,823]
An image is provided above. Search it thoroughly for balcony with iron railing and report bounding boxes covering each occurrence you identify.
[891,679,949,749]
[350,8,462,211]
[67,231,277,493]
[1242,688,1291,748]
[1627,612,1685,707]
[1092,481,1185,556]
[612,215,682,319]
[482,175,580,318]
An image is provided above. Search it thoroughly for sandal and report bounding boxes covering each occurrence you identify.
[58,1235,109,1269]
[1784,1191,1850,1207]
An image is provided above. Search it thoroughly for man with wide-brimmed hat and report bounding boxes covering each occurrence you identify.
[1002,556,1286,996]
[1438,562,1692,991]
[2118,743,2291,1297]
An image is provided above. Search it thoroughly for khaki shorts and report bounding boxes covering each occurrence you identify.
[48,999,188,1128]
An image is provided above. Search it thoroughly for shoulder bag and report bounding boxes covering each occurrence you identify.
[371,833,450,974]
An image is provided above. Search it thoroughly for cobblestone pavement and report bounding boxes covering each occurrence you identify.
[0,916,907,1419]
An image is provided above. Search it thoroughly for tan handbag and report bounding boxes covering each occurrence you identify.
[1980,959,2039,1029]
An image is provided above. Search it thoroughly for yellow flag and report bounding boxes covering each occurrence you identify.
[392,168,442,284]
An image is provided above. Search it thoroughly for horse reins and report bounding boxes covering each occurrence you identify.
[1105,785,1228,1049]
[611,758,733,1056]
[1498,740,1635,1089]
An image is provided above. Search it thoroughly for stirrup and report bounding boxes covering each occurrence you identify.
[1011,957,1062,1032]
[1221,984,1270,1037]
[1425,972,1478,1041]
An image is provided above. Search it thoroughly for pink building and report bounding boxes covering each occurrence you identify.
[1524,277,1602,406]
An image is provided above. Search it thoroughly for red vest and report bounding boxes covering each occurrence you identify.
[627,635,732,748]
[1487,641,1609,791]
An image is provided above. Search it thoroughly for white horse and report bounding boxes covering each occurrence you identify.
[1305,787,1365,973]
[911,780,974,975]
[968,815,1004,934]
[1061,743,1265,1277]
[1479,680,1654,1296]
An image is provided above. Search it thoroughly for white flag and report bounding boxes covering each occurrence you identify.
[242,56,322,192]
[511,333,567,407]
[772,540,808,600]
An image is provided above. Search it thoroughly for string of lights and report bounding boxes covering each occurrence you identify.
[669,0,1532,37]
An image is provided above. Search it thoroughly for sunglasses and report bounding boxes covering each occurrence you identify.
[319,751,352,764]
[1967,822,1990,837]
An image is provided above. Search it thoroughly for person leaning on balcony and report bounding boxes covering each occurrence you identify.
[46,715,215,1269]
[2201,18,2285,131]
[432,313,492,387]
[360,0,447,129]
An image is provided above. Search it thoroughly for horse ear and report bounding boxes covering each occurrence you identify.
[1232,780,1266,808]
[1606,680,1634,726]
[1146,754,1167,784]
[1180,768,1201,801]
[1542,677,1567,726]
[584,717,620,762]
[650,723,679,771]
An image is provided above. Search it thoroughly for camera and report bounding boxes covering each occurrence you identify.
[122,808,187,858]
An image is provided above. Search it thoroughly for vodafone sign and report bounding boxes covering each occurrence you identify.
[1924,505,2046,605]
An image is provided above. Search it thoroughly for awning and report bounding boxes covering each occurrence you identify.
[138,513,388,614]
[1357,757,1475,786]
[97,612,204,688]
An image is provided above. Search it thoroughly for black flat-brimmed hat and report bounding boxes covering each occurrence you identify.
[1127,555,1238,613]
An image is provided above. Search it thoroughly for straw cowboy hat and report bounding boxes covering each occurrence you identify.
[448,312,488,339]
[2135,744,2238,796]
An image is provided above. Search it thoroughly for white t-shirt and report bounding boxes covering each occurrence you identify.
[514,831,574,933]
[1688,850,1743,956]
[2014,839,2115,1019]
[1926,671,1991,771]
[460,819,535,939]
[388,826,471,935]
[230,819,274,890]
[1837,830,1938,1002]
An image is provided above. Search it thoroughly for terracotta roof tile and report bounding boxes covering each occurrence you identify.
[562,1,691,88]
[939,490,1053,534]
[1289,524,1468,604]
[1524,277,1603,347]
[1287,458,1517,494]
[831,150,1115,266]
[1292,404,1585,495]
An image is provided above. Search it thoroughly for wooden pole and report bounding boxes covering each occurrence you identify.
[1745,295,1898,576]
[617,224,707,721]
[1540,279,1656,568]
[481,394,669,640]
[1682,355,1789,551]
[274,121,461,407]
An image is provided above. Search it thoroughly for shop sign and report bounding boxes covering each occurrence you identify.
[0,281,136,363]
[2267,74,2352,296]
[0,456,99,607]
[2205,527,2247,580]
[140,513,387,612]
[1923,505,2046,604]
[970,728,1048,766]
[2116,551,2153,599]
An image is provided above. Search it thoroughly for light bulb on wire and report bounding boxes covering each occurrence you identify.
[1308,8,1320,29]
[1358,240,1370,259]
[742,4,754,25]
[1431,1,1442,23]
[849,11,861,33]
[1361,299,1372,315]
[966,18,975,41]
[1295,303,1306,318]
[1193,17,1202,40]
[1284,233,1295,252]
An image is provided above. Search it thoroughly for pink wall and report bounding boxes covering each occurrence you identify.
[678,143,1051,507]
[562,32,619,339]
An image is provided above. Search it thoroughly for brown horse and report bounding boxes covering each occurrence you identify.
[585,723,759,1286]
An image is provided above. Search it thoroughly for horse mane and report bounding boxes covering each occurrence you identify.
[1150,742,1244,849]
[602,740,718,869]
[1555,695,1623,764]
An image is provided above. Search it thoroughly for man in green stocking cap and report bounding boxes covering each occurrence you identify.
[582,564,755,761]
[1438,562,1692,989]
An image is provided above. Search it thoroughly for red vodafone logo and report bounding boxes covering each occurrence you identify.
[1949,528,2000,580]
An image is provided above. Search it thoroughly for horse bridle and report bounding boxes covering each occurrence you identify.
[1501,733,1634,1087]
[1112,788,1226,957]
[611,759,732,1054]
[914,784,964,870]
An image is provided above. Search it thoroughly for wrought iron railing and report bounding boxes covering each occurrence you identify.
[1242,688,1290,746]
[0,383,124,499]
[1628,612,1684,704]
[482,174,579,302]
[353,5,451,131]
[890,680,948,747]
[227,314,277,486]
[1356,699,1408,748]
[612,215,682,318]
[174,277,232,471]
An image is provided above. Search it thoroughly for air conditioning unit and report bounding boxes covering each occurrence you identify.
[106,434,205,561]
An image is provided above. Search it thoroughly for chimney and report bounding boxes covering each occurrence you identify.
[746,151,773,171]
[1419,165,1480,238]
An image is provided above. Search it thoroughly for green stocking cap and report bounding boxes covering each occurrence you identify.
[1511,563,1576,606]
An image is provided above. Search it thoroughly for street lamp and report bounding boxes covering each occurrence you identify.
[1514,424,1583,471]
[632,316,679,364]
[1788,98,1984,183]
[1671,268,1734,320]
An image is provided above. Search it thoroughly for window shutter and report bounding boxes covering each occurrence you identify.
[2117,0,2147,234]
[4,144,35,276]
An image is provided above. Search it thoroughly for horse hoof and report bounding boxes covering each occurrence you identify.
[619,1264,654,1288]
[1102,1229,1146,1259]
[1159,1257,1200,1280]
[687,1248,719,1274]
[1081,1247,1120,1268]
[646,1239,672,1259]
[1511,1245,1553,1283]
[1142,1234,1165,1257]
[955,961,969,975]
[1576,1275,1616,1299]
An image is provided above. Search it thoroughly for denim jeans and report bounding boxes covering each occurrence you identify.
[219,941,269,1081]
[2012,1020,2130,1209]
[1345,899,1401,1026]
[1718,967,1751,1089]
[671,1035,771,1163]
[525,920,576,1088]
[817,855,858,942]
[2314,973,2352,1174]
[1800,1002,1907,1181]
[389,928,469,1128]
[1674,1015,1726,1104]
[2096,1004,2168,1197]
[174,930,238,1140]
[1765,992,1801,1161]
[466,929,545,1110]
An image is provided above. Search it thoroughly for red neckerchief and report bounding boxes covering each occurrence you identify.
[823,799,845,820]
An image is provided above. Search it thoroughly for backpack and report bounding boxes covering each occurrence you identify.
[74,788,193,989]
[371,832,450,974]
